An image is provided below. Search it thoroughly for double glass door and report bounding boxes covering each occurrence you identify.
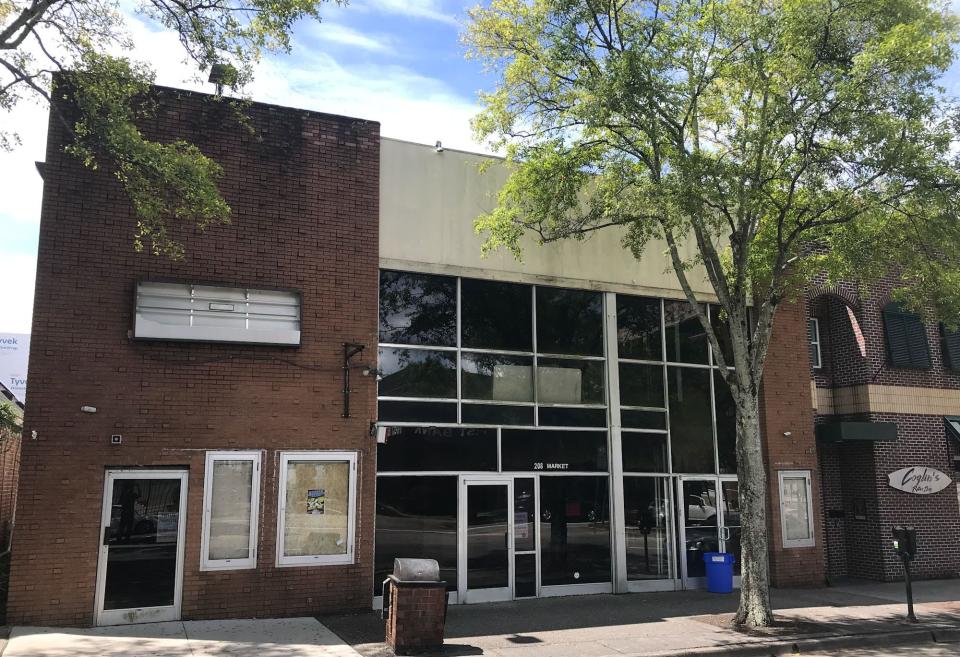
[95,470,188,625]
[678,477,741,588]
[458,476,537,603]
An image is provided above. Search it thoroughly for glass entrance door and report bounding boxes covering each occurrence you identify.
[95,470,188,625]
[458,477,513,603]
[678,476,739,588]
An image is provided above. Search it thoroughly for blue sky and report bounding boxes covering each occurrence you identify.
[2,0,960,333]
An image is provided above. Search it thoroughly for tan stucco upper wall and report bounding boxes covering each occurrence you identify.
[378,138,715,299]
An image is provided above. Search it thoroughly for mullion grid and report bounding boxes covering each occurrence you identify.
[377,275,609,424]
[616,298,727,478]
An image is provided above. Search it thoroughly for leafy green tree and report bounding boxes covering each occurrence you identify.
[465,0,960,626]
[1,0,336,257]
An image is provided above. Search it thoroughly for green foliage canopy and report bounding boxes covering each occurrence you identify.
[2,0,337,257]
[466,0,960,375]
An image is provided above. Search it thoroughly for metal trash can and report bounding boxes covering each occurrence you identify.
[382,558,448,654]
[703,552,736,593]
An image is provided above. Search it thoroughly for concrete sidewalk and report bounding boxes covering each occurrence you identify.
[322,579,960,657]
[3,617,362,657]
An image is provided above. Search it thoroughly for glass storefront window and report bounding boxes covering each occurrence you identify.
[537,358,605,405]
[461,352,534,402]
[379,270,456,347]
[618,363,664,408]
[668,367,715,473]
[501,429,608,472]
[377,400,457,423]
[278,452,356,566]
[621,432,668,473]
[202,452,260,570]
[378,348,457,398]
[664,300,708,364]
[536,287,604,356]
[714,372,737,474]
[377,427,498,472]
[375,476,458,593]
[624,477,672,580]
[617,295,662,361]
[461,278,533,351]
[539,476,611,586]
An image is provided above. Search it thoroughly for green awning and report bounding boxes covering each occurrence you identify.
[816,421,898,443]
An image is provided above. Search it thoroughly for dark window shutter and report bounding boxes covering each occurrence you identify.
[883,303,930,369]
[941,323,960,370]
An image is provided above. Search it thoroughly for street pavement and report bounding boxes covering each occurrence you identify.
[2,617,363,657]
[323,578,960,657]
[2,579,958,657]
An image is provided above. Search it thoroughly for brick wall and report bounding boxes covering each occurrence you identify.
[808,274,960,582]
[759,299,826,587]
[8,86,380,626]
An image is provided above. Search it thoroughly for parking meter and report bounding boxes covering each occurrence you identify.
[891,526,918,622]
[892,526,917,561]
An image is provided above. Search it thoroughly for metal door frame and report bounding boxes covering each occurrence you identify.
[457,475,514,604]
[94,468,189,626]
[676,475,739,590]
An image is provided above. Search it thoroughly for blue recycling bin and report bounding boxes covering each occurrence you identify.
[703,552,735,593]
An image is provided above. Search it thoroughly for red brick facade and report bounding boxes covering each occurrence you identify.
[809,276,960,582]
[759,299,827,587]
[8,87,380,625]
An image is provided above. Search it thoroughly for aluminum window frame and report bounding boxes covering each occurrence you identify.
[276,450,358,567]
[777,469,816,549]
[200,450,262,572]
[808,318,822,369]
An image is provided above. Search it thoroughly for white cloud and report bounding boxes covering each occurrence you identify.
[361,0,460,27]
[0,9,487,333]
[301,22,394,53]
[0,253,37,333]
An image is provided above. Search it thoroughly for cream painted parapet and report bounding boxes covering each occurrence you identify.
[379,138,715,298]
[813,383,960,416]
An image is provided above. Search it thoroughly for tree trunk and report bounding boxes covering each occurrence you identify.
[732,389,774,627]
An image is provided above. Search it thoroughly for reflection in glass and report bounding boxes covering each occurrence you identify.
[461,404,534,425]
[537,358,605,405]
[467,485,509,590]
[515,553,537,598]
[721,481,742,576]
[378,348,456,398]
[624,477,672,580]
[617,295,662,360]
[682,480,720,578]
[622,409,667,430]
[462,278,532,351]
[377,400,457,423]
[539,476,611,585]
[104,478,181,610]
[379,270,456,346]
[501,430,608,472]
[714,372,737,474]
[668,367,715,473]
[283,460,350,558]
[536,287,604,356]
[538,406,607,428]
[375,476,457,593]
[621,432,668,472]
[461,353,533,402]
[619,363,664,408]
[377,427,497,472]
[514,478,536,552]
[664,301,708,364]
[208,460,253,560]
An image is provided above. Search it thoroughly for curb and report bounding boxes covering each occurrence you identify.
[630,628,941,657]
